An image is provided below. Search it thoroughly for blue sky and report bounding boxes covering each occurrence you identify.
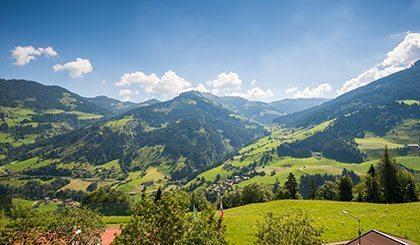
[1,0,420,102]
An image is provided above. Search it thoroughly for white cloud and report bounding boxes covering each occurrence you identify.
[11,45,57,66]
[206,72,242,95]
[115,70,191,99]
[115,70,275,101]
[115,71,159,87]
[337,32,420,95]
[286,83,332,98]
[53,58,93,79]
[251,80,257,86]
[39,47,58,57]
[119,89,133,95]
[101,80,107,84]
[118,89,133,101]
[230,87,274,100]
[195,83,211,93]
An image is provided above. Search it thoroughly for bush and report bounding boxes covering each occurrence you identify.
[255,209,323,245]
[114,190,226,244]
[83,188,130,215]
[315,181,337,200]
[242,182,273,205]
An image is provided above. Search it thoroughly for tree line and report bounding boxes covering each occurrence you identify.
[222,146,417,208]
[1,188,327,244]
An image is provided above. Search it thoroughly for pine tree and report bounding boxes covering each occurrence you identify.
[367,164,375,177]
[154,186,162,203]
[377,146,403,203]
[285,172,298,199]
[365,165,381,203]
[337,175,353,201]
[273,178,280,194]
[309,178,317,200]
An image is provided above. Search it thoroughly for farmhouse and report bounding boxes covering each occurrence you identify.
[312,151,322,158]
[345,229,415,245]
[405,144,419,149]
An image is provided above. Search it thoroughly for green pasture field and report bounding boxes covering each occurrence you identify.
[224,200,420,244]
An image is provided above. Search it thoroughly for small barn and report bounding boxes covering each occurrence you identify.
[345,229,415,245]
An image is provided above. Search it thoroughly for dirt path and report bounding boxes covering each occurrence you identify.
[102,224,121,245]
[299,166,309,174]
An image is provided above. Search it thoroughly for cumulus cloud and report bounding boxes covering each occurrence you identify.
[337,32,420,95]
[286,83,332,98]
[11,45,57,66]
[115,70,192,99]
[101,80,107,84]
[119,89,133,95]
[39,47,58,57]
[230,87,274,100]
[195,83,211,93]
[53,58,93,79]
[118,89,133,101]
[206,72,242,95]
[115,70,275,101]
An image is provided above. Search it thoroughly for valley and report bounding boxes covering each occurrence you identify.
[2,2,420,244]
[0,60,419,245]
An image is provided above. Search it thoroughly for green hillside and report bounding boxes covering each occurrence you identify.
[275,61,420,128]
[0,79,113,163]
[1,91,265,188]
[190,115,419,194]
[224,200,420,244]
[192,122,334,183]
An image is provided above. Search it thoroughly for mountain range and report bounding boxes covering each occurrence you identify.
[0,61,419,191]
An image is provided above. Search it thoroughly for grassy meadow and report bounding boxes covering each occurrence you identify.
[95,200,420,244]
[224,200,420,244]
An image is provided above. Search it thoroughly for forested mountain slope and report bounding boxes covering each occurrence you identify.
[200,92,285,124]
[275,60,420,127]
[274,60,420,163]
[11,91,266,181]
[0,79,112,161]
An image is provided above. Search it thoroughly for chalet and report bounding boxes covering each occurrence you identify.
[405,144,419,149]
[312,151,322,158]
[344,229,415,245]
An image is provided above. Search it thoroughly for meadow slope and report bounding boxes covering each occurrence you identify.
[224,200,420,244]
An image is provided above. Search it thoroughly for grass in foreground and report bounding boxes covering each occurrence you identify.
[224,200,420,244]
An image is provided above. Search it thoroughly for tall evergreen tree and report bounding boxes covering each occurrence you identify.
[154,186,162,203]
[309,179,316,200]
[273,178,280,194]
[377,146,403,203]
[284,172,298,199]
[337,175,353,201]
[367,164,375,177]
[365,165,381,203]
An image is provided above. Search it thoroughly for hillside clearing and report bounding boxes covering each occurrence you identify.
[355,136,404,150]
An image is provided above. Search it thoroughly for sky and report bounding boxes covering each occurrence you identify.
[1,0,420,102]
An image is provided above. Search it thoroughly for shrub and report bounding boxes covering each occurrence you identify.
[255,209,323,245]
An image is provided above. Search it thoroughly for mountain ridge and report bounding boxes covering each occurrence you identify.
[274,61,420,127]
